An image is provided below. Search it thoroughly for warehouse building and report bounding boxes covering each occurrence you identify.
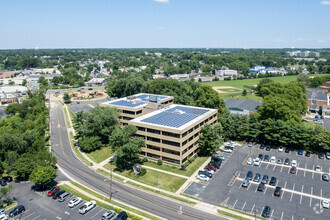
[101,93,217,166]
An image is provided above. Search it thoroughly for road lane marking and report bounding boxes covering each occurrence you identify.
[241,202,246,211]
[233,199,238,208]
[250,204,255,213]
[89,104,94,108]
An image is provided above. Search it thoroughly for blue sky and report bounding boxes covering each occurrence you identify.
[0,0,329,49]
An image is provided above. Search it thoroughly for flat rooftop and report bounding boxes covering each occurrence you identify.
[131,104,217,131]
[101,93,172,109]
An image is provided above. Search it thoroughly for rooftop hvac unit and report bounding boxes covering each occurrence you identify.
[173,109,185,114]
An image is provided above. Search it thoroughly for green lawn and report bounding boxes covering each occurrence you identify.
[143,156,208,177]
[86,146,113,163]
[217,88,242,92]
[105,166,187,192]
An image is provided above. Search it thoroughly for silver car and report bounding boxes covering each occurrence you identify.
[242,178,249,187]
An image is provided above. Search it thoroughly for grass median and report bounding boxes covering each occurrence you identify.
[68,182,161,220]
[126,181,197,205]
[63,106,71,128]
[217,210,250,220]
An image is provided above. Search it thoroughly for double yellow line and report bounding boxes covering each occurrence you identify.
[228,171,241,186]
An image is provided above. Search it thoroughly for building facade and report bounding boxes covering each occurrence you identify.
[101,94,217,166]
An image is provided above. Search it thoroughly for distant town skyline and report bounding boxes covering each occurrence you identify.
[0,0,329,49]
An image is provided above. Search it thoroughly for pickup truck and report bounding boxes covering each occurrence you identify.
[79,201,96,214]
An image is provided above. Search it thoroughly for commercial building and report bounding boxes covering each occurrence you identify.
[215,69,238,77]
[225,99,262,115]
[86,78,106,87]
[101,93,217,166]
[0,91,18,105]
[307,92,329,112]
[286,51,320,57]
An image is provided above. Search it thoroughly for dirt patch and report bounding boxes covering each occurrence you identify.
[212,86,242,93]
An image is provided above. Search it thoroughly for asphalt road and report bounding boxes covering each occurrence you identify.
[48,90,224,220]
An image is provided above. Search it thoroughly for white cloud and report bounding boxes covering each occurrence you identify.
[157,26,165,30]
[154,0,169,3]
[320,1,330,5]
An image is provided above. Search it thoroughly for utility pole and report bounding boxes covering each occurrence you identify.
[110,164,113,200]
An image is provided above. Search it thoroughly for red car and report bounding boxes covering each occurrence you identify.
[274,187,281,197]
[290,167,296,174]
[47,186,60,197]
[205,165,216,171]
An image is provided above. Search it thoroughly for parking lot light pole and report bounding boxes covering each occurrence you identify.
[110,164,113,200]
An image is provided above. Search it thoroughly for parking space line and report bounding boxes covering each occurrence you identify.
[255,186,258,192]
[292,214,294,220]
[22,212,35,220]
[91,208,104,219]
[263,187,267,195]
[233,199,238,208]
[300,185,304,204]
[247,183,251,191]
[266,163,269,169]
[304,164,307,177]
[270,209,274,218]
[310,187,313,207]
[241,202,246,211]
[250,204,255,213]
[273,165,276,171]
[280,212,284,220]
[321,189,322,198]
[281,190,285,199]
[296,168,299,175]
[32,215,41,220]
[280,166,283,172]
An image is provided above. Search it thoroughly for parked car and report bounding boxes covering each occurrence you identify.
[257,183,265,192]
[101,210,116,220]
[242,178,249,187]
[246,171,253,180]
[260,144,265,149]
[210,161,220,169]
[285,148,290,153]
[197,174,210,182]
[326,152,330,160]
[270,156,276,163]
[290,167,296,174]
[48,186,60,197]
[9,205,25,218]
[68,197,82,208]
[274,187,282,197]
[278,146,284,152]
[298,149,303,155]
[266,146,271,151]
[205,165,216,171]
[315,165,321,172]
[198,171,213,178]
[254,158,261,166]
[0,214,7,220]
[277,158,283,164]
[2,176,12,182]
[322,173,329,181]
[247,157,254,165]
[116,211,128,220]
[262,206,271,218]
[0,209,4,216]
[52,190,65,199]
[291,160,297,167]
[258,154,263,160]
[269,177,277,186]
[305,151,311,157]
[79,201,96,214]
[261,175,269,184]
[0,180,6,186]
[202,168,215,174]
[58,192,72,202]
[319,153,325,159]
[248,142,253,147]
[322,199,329,209]
[222,147,233,153]
[264,155,269,162]
[253,173,261,182]
[88,88,93,90]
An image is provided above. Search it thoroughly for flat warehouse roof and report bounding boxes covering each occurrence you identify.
[101,93,171,109]
[131,104,217,131]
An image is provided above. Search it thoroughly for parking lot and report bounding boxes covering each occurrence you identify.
[67,100,106,114]
[195,143,330,220]
[6,182,117,220]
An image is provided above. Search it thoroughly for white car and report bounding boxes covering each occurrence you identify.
[0,210,4,216]
[68,197,82,208]
[202,168,215,174]
[270,156,276,163]
[222,147,233,153]
[79,201,96,214]
[291,160,297,167]
[247,157,254,165]
[322,199,329,209]
[278,146,284,152]
[254,158,261,166]
[315,165,321,172]
[0,214,7,220]
[197,174,210,182]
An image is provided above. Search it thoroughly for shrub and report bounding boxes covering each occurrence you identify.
[143,157,148,162]
[157,159,163,166]
[139,168,147,176]
[188,157,195,164]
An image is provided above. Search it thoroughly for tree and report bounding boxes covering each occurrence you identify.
[255,78,274,96]
[242,89,247,96]
[198,124,223,156]
[14,154,35,180]
[22,79,27,86]
[63,92,71,104]
[193,85,225,110]
[318,106,322,116]
[30,166,57,187]
[79,136,102,153]
[0,163,3,177]
[9,81,15,85]
[201,64,212,76]
[297,74,309,83]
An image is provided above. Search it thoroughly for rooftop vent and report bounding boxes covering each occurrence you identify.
[173,109,185,114]
[132,98,142,104]
[126,96,137,100]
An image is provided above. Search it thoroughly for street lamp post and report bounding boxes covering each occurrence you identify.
[110,164,113,200]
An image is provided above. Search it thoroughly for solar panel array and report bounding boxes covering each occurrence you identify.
[108,94,169,108]
[141,106,210,128]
